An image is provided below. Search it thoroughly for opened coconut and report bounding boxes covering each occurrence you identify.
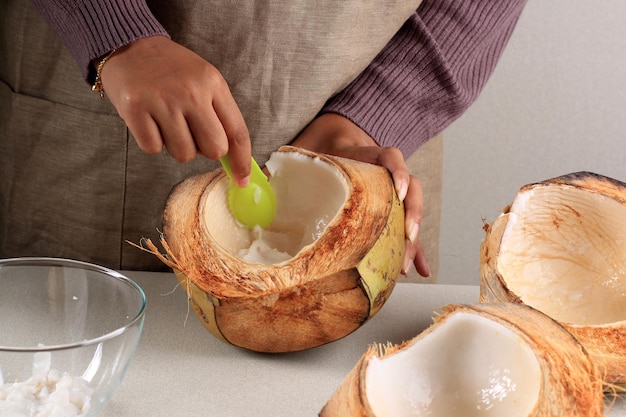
[143,146,405,352]
[481,172,626,384]
[320,303,603,416]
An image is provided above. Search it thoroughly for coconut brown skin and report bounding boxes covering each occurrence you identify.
[320,355,370,417]
[480,171,626,384]
[160,147,405,352]
[320,303,604,417]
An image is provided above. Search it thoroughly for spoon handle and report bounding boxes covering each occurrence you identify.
[219,155,234,181]
[219,156,269,183]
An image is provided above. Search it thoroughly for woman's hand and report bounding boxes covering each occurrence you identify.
[98,36,252,186]
[291,113,430,277]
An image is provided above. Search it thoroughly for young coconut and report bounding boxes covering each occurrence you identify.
[320,303,603,417]
[143,146,405,352]
[481,172,626,384]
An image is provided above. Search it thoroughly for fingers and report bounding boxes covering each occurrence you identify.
[126,94,250,174]
[378,147,411,203]
[158,112,198,162]
[125,99,213,163]
[373,152,431,277]
[213,89,252,187]
[185,72,251,185]
[100,36,251,169]
[403,236,430,277]
[401,175,430,277]
[325,145,410,202]
[380,152,430,277]
[292,113,431,277]
[186,102,228,161]
[403,175,423,244]
[319,144,430,276]
[334,146,431,277]
[124,112,163,154]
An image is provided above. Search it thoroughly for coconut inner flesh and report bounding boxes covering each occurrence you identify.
[497,186,626,325]
[365,313,540,417]
[203,152,348,264]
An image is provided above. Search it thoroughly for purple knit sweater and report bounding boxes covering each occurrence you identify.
[31,0,527,157]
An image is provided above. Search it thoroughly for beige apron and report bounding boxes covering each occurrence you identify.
[0,0,440,281]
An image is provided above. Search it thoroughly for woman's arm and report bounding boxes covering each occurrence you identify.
[29,0,253,183]
[30,0,168,84]
[321,0,529,157]
[294,0,528,277]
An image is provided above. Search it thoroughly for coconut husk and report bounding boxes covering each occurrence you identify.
[480,171,626,384]
[320,303,604,417]
[138,146,405,352]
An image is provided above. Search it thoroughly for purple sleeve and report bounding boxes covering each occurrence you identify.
[321,0,528,158]
[30,0,169,83]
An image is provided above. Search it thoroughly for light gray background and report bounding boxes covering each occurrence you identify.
[439,1,626,285]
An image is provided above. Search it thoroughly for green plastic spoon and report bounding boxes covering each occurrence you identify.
[219,155,276,228]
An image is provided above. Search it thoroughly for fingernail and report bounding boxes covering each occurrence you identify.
[407,221,419,244]
[402,252,413,275]
[238,175,250,187]
[419,256,431,278]
[396,179,408,202]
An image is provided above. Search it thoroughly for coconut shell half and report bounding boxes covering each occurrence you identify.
[320,303,603,416]
[147,146,405,352]
[481,172,626,384]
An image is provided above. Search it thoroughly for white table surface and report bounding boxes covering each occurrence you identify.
[102,271,626,417]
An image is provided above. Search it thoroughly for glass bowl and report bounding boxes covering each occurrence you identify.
[0,258,146,416]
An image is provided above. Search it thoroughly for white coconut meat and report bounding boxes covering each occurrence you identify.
[496,185,626,325]
[364,312,541,417]
[0,352,94,417]
[202,152,349,264]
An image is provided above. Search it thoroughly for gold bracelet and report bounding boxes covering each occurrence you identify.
[92,49,117,99]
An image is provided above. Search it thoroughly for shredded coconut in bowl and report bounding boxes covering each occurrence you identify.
[0,352,94,417]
